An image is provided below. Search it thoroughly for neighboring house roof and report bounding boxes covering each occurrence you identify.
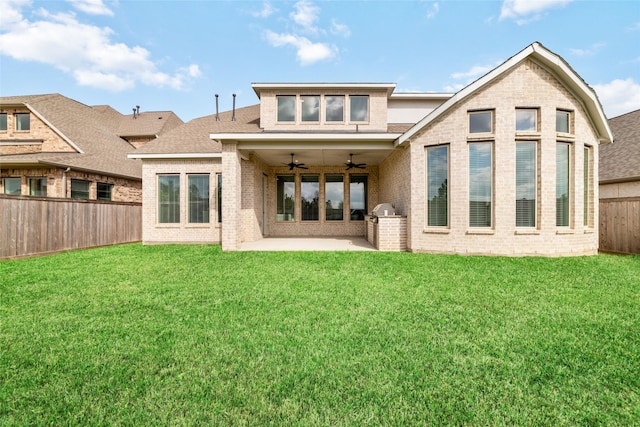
[1,94,182,179]
[397,42,613,146]
[116,111,183,138]
[600,109,640,183]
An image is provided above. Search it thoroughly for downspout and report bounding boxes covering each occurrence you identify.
[63,167,70,198]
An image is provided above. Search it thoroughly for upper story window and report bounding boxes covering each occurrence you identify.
[516,108,538,132]
[3,177,21,195]
[325,95,345,122]
[15,113,30,131]
[350,95,369,122]
[29,177,46,197]
[0,113,7,131]
[277,95,296,122]
[301,95,320,122]
[556,110,572,133]
[469,110,493,134]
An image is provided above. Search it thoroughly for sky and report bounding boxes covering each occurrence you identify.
[1,0,639,122]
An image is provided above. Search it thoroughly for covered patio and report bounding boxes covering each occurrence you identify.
[239,236,376,251]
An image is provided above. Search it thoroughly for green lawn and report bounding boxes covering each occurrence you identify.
[1,244,639,425]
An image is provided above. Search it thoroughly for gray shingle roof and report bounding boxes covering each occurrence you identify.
[600,109,640,183]
[1,94,181,179]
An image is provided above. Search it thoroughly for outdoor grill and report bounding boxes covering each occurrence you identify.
[370,203,395,219]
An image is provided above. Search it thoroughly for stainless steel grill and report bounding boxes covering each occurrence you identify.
[371,203,395,217]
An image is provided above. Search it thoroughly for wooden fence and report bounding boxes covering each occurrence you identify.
[0,195,141,259]
[599,197,640,254]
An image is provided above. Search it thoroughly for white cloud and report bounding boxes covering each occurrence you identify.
[330,19,350,37]
[264,30,335,65]
[593,78,640,118]
[500,0,573,24]
[251,1,276,18]
[290,0,320,33]
[569,42,605,57]
[451,63,497,80]
[0,1,199,92]
[426,2,440,20]
[67,0,114,16]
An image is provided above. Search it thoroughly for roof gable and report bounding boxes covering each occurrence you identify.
[397,42,613,145]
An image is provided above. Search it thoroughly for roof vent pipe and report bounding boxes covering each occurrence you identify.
[232,93,236,122]
[215,94,219,121]
[136,105,140,116]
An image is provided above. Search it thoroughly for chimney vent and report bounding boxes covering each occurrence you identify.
[215,94,219,121]
[232,94,236,122]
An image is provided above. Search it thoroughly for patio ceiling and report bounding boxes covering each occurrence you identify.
[241,146,396,167]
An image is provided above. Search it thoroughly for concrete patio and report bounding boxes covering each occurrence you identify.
[239,236,376,251]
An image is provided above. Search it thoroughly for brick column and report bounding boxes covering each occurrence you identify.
[221,141,241,251]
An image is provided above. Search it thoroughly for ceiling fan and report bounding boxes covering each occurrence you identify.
[345,153,366,170]
[284,153,308,170]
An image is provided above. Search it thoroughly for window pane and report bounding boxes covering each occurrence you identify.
[217,174,222,223]
[301,175,319,221]
[556,143,570,226]
[277,175,295,221]
[29,178,46,197]
[0,113,7,131]
[427,146,448,227]
[349,175,367,220]
[16,113,30,131]
[350,96,369,122]
[301,95,320,122]
[4,177,21,195]
[325,175,344,221]
[516,142,536,227]
[188,174,210,223]
[158,175,180,223]
[326,95,344,122]
[516,109,537,131]
[469,143,492,227]
[71,180,90,199]
[469,111,492,133]
[584,147,590,227]
[556,111,570,133]
[97,183,112,201]
[277,96,295,122]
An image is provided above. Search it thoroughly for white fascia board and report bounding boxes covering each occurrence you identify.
[209,133,402,142]
[25,103,85,154]
[237,141,395,150]
[127,153,222,159]
[252,82,397,97]
[390,92,454,100]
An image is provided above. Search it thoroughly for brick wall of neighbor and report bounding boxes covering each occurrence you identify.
[258,89,389,132]
[0,109,77,155]
[0,167,141,202]
[406,59,600,256]
[600,181,640,199]
[140,159,222,244]
[265,165,379,237]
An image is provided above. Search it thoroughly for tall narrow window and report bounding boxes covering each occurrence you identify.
[3,177,21,195]
[326,95,345,122]
[97,183,113,201]
[277,175,295,221]
[15,113,30,131]
[0,113,7,131]
[158,175,180,223]
[277,96,295,122]
[584,146,592,227]
[301,175,319,221]
[217,174,222,223]
[325,175,344,221]
[301,95,320,122]
[188,174,209,223]
[28,177,46,197]
[426,145,448,227]
[349,175,367,220]
[516,142,537,227]
[71,179,90,199]
[350,95,369,122]
[556,143,570,227]
[469,111,493,133]
[469,143,492,227]
[556,110,571,133]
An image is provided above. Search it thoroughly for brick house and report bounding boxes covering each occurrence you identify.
[1,94,182,202]
[130,42,612,255]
